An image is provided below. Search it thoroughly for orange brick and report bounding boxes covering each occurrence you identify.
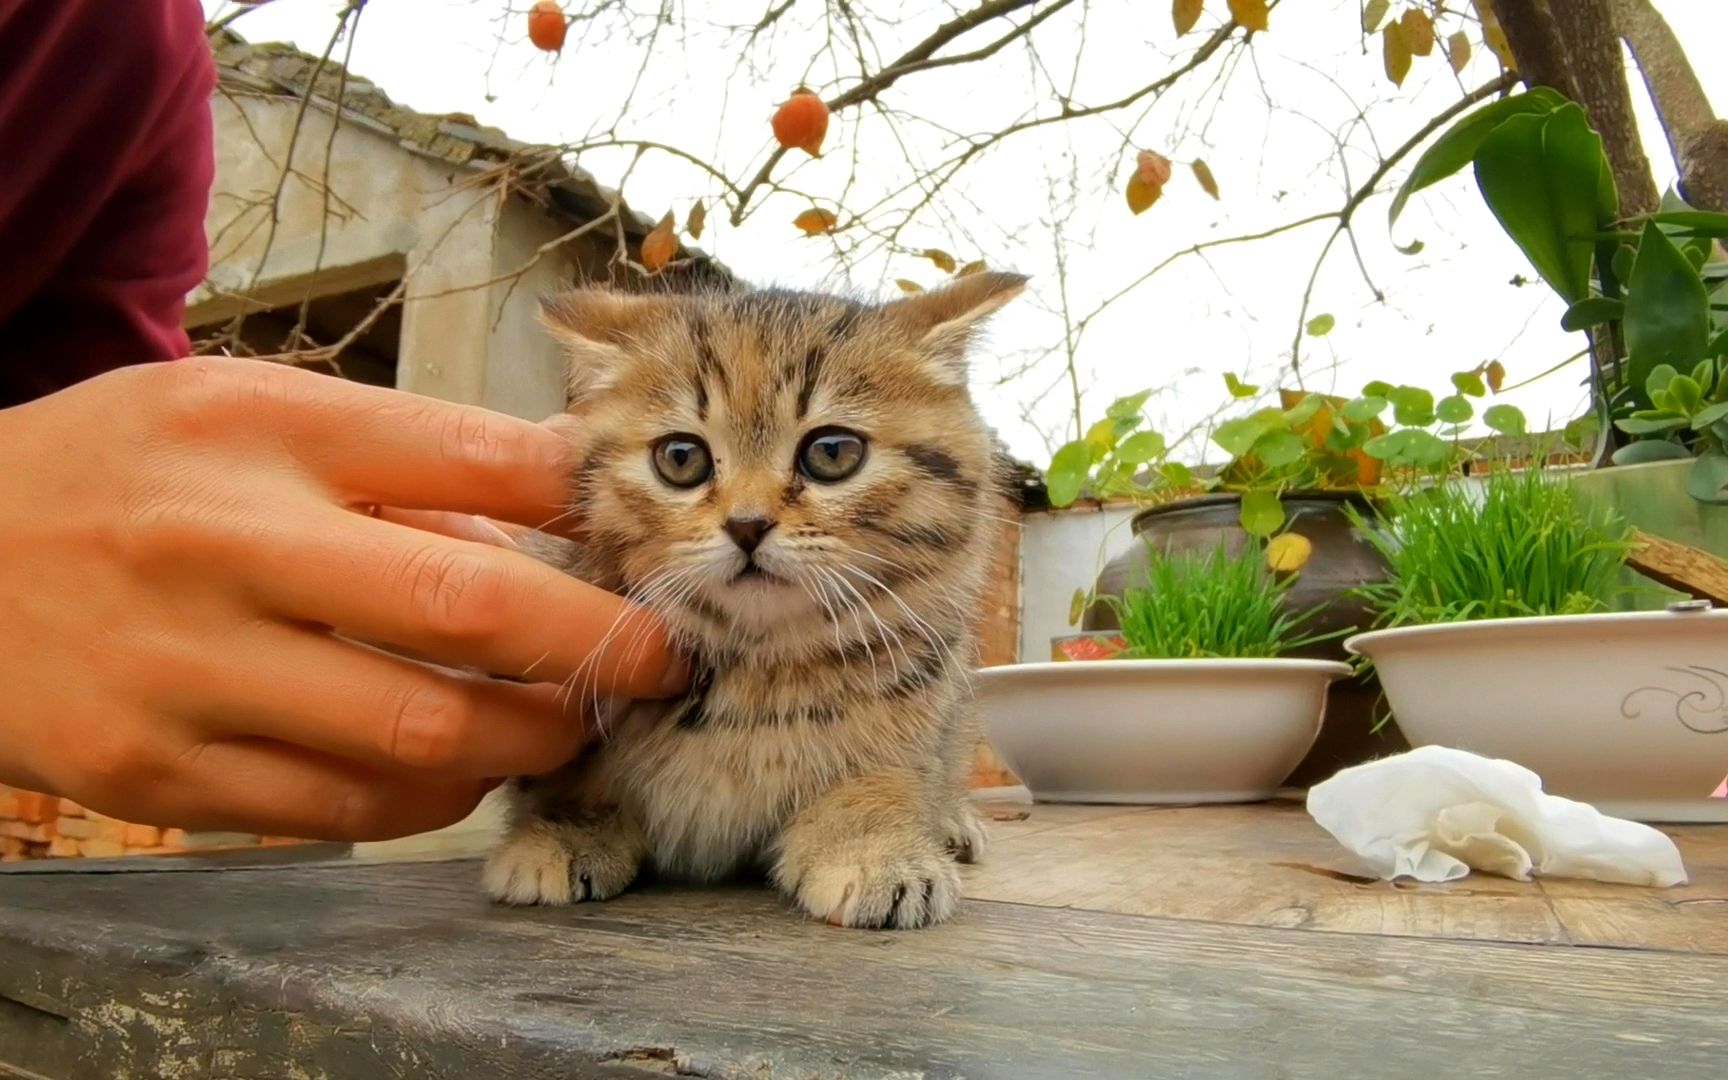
[0,821,54,842]
[47,837,80,858]
[259,837,307,847]
[124,824,162,847]
[162,829,258,850]
[14,791,57,823]
[0,790,19,819]
[0,837,24,857]
[57,798,85,818]
[77,839,125,858]
[53,817,105,840]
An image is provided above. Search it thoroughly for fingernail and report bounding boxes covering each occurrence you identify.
[660,657,694,695]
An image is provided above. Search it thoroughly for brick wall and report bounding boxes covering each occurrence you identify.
[0,786,305,862]
[968,498,1023,789]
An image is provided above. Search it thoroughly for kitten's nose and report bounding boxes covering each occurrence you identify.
[723,516,776,554]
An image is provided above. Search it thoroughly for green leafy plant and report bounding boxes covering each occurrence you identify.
[1043,370,1531,540]
[1104,540,1342,659]
[1348,465,1637,630]
[1042,390,1197,510]
[1392,87,1728,502]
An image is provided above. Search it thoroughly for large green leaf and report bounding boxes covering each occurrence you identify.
[1045,441,1092,507]
[1361,429,1415,460]
[1106,389,1154,420]
[1387,88,1567,234]
[1472,104,1610,305]
[1115,430,1167,465]
[1387,385,1435,426]
[1686,448,1728,504]
[1624,220,1711,395]
[1213,409,1284,458]
[1342,395,1387,422]
[1614,415,1690,435]
[1611,439,1691,465]
[1436,394,1474,424]
[1483,403,1528,436]
[1560,296,1624,333]
[1238,490,1285,538]
[1252,429,1307,469]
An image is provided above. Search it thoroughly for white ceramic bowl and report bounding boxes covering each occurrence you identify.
[975,659,1351,804]
[1346,609,1728,822]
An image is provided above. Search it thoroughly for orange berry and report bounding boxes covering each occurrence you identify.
[528,1,566,52]
[772,90,829,157]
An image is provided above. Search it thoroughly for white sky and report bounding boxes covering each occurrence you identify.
[203,0,1726,467]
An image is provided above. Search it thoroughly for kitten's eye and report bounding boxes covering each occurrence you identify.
[798,427,868,483]
[651,434,713,488]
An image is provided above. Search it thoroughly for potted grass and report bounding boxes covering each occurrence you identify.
[1039,371,1526,783]
[977,539,1352,804]
[1344,465,1728,823]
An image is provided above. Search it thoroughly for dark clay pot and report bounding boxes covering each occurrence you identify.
[1081,492,1408,787]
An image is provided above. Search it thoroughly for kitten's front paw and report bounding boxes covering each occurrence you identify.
[482,824,640,906]
[941,801,989,865]
[787,842,962,929]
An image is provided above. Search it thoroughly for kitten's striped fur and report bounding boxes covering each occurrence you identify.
[482,271,1026,929]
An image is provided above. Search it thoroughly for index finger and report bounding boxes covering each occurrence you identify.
[245,509,690,700]
[255,364,579,529]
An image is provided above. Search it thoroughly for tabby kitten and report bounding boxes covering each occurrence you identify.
[482,271,1026,929]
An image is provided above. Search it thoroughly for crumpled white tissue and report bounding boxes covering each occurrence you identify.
[1306,746,1688,886]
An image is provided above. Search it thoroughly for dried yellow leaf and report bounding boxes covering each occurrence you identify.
[1361,0,1390,33]
[685,199,707,241]
[641,211,677,271]
[1474,0,1517,70]
[1382,22,1412,86]
[1125,173,1161,215]
[1400,8,1435,56]
[923,248,958,273]
[793,208,839,236]
[957,260,987,277]
[1173,0,1203,35]
[1191,159,1220,199]
[1265,532,1314,573]
[1484,23,1515,69]
[895,279,924,293]
[1446,30,1471,73]
[1226,0,1268,32]
[1486,359,1507,393]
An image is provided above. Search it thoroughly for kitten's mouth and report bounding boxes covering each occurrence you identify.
[731,560,780,584]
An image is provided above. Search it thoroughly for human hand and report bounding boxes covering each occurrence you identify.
[0,357,685,840]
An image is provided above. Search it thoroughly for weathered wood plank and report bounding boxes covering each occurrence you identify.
[0,859,1722,1078]
[1627,528,1728,603]
[974,801,1728,953]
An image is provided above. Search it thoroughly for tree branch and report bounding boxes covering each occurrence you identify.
[1613,0,1727,212]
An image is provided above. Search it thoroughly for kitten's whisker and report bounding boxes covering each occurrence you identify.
[817,566,881,683]
[564,565,687,724]
[795,570,849,659]
[838,563,958,672]
[825,567,911,683]
[596,565,698,719]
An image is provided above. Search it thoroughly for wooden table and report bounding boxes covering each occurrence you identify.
[1,799,1724,1079]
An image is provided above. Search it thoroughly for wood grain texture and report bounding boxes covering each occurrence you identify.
[1628,528,1728,603]
[1,858,1724,1079]
[972,800,1728,954]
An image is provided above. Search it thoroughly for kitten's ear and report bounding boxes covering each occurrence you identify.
[539,289,675,401]
[883,271,1028,382]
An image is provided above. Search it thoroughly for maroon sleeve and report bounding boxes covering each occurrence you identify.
[0,0,215,407]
